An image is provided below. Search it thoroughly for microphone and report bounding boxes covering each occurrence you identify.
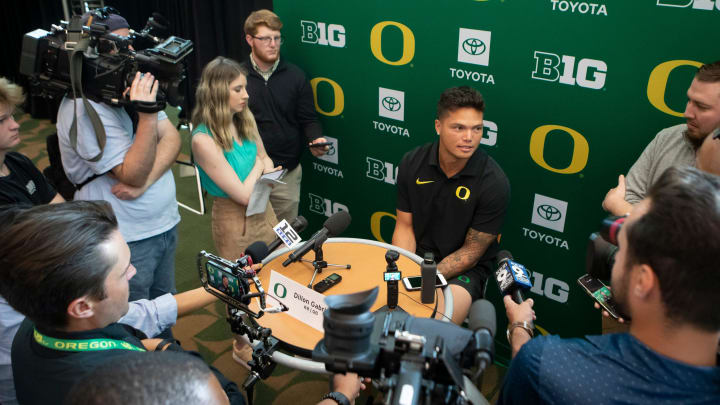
[494,250,532,304]
[245,241,269,264]
[282,211,351,266]
[268,216,309,253]
[467,299,496,377]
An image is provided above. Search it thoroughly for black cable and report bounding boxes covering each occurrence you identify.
[398,291,452,322]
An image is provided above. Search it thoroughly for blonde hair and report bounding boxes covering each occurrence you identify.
[0,77,26,109]
[244,9,283,36]
[192,57,261,151]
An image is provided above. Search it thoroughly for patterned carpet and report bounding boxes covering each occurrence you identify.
[14,107,504,404]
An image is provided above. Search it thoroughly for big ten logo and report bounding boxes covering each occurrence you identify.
[482,120,498,146]
[550,0,608,16]
[530,271,569,303]
[370,21,415,66]
[647,60,703,117]
[366,157,397,185]
[656,0,720,10]
[532,51,607,90]
[308,193,349,217]
[300,21,346,47]
[529,125,589,174]
[370,211,396,243]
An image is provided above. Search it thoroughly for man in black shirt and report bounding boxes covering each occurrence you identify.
[393,86,510,324]
[0,201,244,405]
[0,77,63,206]
[242,9,328,222]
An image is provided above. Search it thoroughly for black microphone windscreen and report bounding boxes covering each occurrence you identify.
[292,215,309,233]
[467,299,496,337]
[323,210,351,236]
[245,241,269,263]
[496,250,513,266]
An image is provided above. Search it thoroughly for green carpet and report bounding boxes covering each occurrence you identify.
[14,107,504,404]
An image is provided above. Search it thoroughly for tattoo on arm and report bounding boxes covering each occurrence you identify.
[438,229,496,279]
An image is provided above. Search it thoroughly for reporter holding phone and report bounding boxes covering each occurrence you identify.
[498,167,720,405]
[191,56,281,261]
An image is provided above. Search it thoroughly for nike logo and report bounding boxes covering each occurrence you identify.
[416,178,434,185]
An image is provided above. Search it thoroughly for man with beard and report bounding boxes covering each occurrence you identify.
[241,9,328,223]
[603,61,720,215]
[500,166,720,404]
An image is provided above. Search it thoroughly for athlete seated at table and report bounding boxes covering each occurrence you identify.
[392,86,510,324]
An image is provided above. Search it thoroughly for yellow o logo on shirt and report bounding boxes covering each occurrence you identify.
[370,21,415,66]
[456,186,471,201]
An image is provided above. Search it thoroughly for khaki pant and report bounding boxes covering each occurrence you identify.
[269,164,302,223]
[211,196,278,261]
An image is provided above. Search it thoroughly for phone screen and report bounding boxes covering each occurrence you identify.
[206,261,244,299]
[406,275,444,289]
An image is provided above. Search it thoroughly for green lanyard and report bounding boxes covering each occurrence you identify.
[33,328,146,352]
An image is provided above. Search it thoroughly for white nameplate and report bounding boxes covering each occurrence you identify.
[268,270,327,331]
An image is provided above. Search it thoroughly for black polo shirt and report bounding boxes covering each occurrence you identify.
[396,141,509,265]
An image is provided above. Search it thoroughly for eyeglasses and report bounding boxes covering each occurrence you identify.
[252,35,283,45]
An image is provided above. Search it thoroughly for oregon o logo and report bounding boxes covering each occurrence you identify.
[537,204,562,221]
[647,60,703,117]
[462,38,486,55]
[458,275,471,284]
[310,77,345,116]
[273,283,287,298]
[455,186,471,201]
[370,211,396,243]
[382,96,402,112]
[370,21,415,66]
[530,125,589,174]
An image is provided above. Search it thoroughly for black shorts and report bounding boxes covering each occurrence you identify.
[447,260,491,301]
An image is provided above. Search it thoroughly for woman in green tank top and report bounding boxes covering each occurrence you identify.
[191,56,282,263]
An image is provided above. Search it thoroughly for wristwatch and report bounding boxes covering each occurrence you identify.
[321,391,350,405]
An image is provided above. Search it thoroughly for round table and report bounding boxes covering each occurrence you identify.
[246,237,454,373]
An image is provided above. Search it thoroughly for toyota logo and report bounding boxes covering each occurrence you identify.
[382,96,402,112]
[537,204,562,221]
[462,38,486,56]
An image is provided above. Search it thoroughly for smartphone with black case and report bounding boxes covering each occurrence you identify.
[577,274,627,320]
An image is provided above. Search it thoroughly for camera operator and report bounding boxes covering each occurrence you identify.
[500,167,720,404]
[0,201,244,404]
[56,9,181,304]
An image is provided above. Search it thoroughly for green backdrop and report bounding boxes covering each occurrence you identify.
[273,0,717,357]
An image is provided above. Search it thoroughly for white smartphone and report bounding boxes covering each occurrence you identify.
[402,274,448,291]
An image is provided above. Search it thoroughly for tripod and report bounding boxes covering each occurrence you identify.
[303,237,351,288]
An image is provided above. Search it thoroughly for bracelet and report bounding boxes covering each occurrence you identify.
[321,391,350,405]
[506,321,534,345]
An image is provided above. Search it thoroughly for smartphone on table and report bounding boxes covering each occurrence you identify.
[402,273,448,291]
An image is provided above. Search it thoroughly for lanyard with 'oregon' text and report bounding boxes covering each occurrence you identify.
[33,328,146,352]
